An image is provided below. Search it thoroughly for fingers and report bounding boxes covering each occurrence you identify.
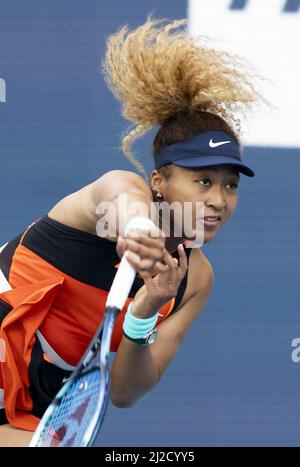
[124,238,164,263]
[117,233,187,283]
[177,243,188,275]
[116,236,126,258]
[150,261,169,274]
[126,226,165,240]
[130,244,189,312]
[162,249,178,283]
[116,228,165,273]
[160,244,187,285]
[124,251,168,275]
[117,229,165,259]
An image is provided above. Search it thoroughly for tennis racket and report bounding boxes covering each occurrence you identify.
[29,254,136,447]
[29,216,156,447]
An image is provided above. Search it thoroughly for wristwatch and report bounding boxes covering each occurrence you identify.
[123,327,158,346]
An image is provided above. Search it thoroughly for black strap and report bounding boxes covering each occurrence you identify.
[172,247,192,312]
[0,299,12,326]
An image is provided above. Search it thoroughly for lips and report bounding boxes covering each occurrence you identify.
[204,216,221,221]
[202,216,221,228]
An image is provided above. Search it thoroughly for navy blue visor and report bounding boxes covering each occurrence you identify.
[154,131,255,177]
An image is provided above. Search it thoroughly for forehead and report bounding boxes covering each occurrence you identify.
[188,165,240,177]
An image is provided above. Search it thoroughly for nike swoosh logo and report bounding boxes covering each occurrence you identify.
[158,313,164,317]
[209,139,231,148]
[62,376,71,383]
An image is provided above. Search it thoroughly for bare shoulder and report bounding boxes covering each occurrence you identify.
[47,170,149,234]
[90,170,151,202]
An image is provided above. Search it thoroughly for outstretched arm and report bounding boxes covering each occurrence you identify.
[110,248,214,408]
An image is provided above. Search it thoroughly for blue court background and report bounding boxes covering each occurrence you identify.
[0,1,299,447]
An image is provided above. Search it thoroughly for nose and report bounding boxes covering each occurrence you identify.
[204,185,226,211]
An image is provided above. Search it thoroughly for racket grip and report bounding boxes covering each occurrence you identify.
[106,256,136,309]
[106,217,157,310]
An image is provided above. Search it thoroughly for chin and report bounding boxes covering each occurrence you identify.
[203,231,218,244]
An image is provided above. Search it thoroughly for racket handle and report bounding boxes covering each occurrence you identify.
[106,217,157,310]
[106,256,136,309]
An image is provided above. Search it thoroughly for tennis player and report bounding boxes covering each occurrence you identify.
[0,18,263,446]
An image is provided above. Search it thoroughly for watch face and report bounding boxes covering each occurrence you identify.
[146,329,157,345]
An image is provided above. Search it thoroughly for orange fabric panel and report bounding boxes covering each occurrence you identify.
[8,244,109,365]
[0,241,176,430]
[0,275,65,430]
[8,244,175,359]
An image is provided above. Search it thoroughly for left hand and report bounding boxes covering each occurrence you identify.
[130,244,188,319]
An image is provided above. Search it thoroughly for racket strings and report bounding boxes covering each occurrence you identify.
[35,368,102,447]
[30,308,119,447]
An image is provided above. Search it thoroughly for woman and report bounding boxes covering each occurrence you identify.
[0,18,263,446]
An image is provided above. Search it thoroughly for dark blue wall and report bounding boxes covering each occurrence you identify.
[0,1,299,447]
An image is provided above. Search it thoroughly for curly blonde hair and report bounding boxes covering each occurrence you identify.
[103,17,265,174]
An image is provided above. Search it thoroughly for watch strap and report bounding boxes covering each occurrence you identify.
[123,328,157,346]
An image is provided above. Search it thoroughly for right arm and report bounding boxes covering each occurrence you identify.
[49,168,166,272]
[89,170,166,273]
[90,169,154,236]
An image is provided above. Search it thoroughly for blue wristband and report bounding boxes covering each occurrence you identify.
[123,302,158,339]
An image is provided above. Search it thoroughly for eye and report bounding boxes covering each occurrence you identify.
[197,178,211,186]
[226,182,239,190]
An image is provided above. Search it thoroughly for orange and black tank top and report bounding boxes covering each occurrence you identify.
[0,215,191,355]
[0,215,191,429]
